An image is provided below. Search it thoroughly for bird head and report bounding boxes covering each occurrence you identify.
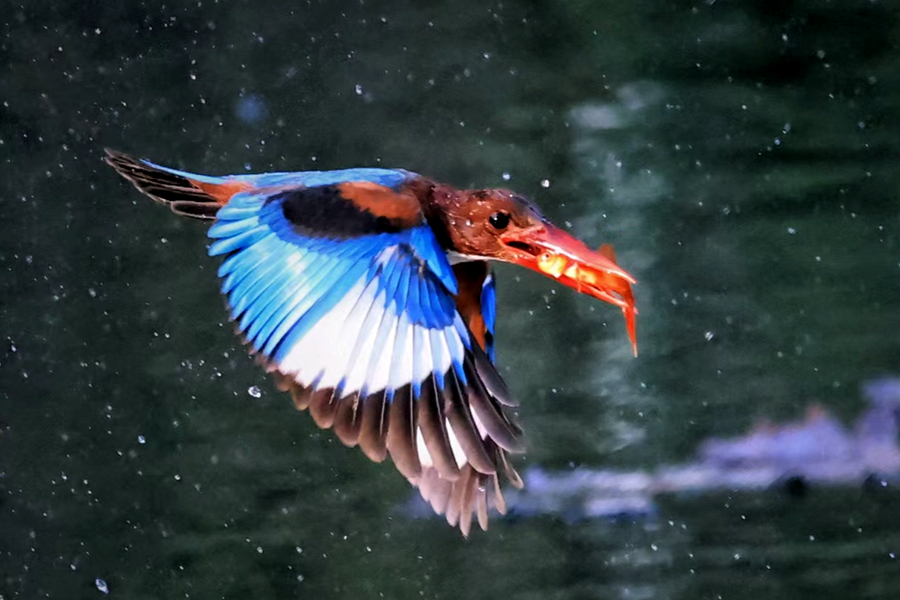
[427,187,639,355]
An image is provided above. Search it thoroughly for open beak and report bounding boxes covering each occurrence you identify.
[501,222,639,356]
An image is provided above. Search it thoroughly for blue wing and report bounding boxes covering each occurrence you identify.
[210,192,462,395]
[481,271,497,363]
[207,182,523,533]
[139,157,413,191]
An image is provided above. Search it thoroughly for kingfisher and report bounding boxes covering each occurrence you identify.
[104,149,637,535]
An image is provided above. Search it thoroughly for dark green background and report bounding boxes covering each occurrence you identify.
[3,1,899,598]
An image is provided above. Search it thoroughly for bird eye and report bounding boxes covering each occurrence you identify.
[489,211,510,230]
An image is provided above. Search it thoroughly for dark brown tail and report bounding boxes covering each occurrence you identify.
[103,148,223,220]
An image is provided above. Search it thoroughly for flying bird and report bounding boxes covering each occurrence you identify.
[104,149,637,535]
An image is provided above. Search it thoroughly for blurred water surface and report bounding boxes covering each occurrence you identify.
[2,1,900,598]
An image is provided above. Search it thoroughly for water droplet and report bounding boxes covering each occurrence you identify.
[787,227,796,234]
[137,435,146,444]
[540,179,550,188]
[95,578,109,594]
[354,84,364,95]
[247,385,262,398]
[501,172,510,181]
[704,331,715,341]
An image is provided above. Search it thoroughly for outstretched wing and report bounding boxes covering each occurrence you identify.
[208,180,523,534]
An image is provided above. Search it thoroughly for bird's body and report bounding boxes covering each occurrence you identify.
[105,149,637,535]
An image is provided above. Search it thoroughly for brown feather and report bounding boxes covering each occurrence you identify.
[308,388,339,429]
[463,356,524,452]
[416,376,461,480]
[288,383,315,411]
[358,391,390,462]
[103,149,233,219]
[459,469,480,537]
[386,387,421,480]
[476,486,490,531]
[442,374,497,474]
[333,392,362,447]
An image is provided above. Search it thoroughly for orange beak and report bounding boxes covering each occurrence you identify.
[501,222,638,356]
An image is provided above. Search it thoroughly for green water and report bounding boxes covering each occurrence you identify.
[3,1,900,598]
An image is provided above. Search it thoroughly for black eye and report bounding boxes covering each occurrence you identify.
[489,211,510,230]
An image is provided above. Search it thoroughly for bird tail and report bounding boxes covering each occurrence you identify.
[104,149,251,220]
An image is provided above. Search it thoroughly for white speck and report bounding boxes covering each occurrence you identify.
[247,385,262,398]
[297,574,305,583]
[483,52,491,60]
[651,544,658,551]
[137,435,146,444]
[501,172,510,181]
[88,288,97,298]
[95,578,109,594]
[296,546,303,553]
[704,331,715,341]
[787,227,796,234]
[174,474,181,481]
[540,179,550,188]
[257,546,263,554]
[190,73,197,81]
[354,84,364,95]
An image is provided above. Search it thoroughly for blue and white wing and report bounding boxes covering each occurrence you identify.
[207,180,522,534]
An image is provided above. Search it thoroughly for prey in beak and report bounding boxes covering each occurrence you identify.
[425,187,639,355]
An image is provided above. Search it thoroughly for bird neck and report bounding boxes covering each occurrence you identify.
[418,181,467,253]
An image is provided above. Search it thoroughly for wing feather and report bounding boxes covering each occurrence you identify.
[204,182,524,535]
